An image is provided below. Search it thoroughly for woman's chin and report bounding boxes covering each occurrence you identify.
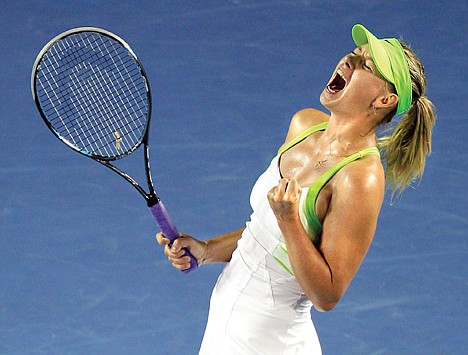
[320,87,342,109]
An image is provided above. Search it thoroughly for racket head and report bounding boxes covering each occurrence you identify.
[31,27,152,161]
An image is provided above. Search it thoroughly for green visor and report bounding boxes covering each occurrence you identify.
[352,24,412,115]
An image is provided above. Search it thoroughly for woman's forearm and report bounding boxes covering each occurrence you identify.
[277,219,339,311]
[204,228,245,264]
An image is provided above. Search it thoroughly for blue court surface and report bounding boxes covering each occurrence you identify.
[0,1,466,354]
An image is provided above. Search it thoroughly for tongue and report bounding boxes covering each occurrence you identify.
[329,73,345,91]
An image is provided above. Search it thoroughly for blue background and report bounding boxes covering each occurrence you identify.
[1,1,466,354]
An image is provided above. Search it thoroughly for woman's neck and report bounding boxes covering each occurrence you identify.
[320,113,377,155]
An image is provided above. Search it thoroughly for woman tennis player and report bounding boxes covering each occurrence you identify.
[156,24,435,354]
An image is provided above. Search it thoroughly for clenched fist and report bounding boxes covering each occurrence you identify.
[267,178,302,222]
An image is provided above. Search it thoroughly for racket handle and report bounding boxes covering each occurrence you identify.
[148,201,198,273]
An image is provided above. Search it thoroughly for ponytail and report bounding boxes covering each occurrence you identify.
[377,42,436,198]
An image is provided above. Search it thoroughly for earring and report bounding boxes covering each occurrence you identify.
[372,103,377,116]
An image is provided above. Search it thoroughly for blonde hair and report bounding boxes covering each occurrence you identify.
[377,41,436,198]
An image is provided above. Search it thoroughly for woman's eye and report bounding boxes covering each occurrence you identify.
[363,63,373,72]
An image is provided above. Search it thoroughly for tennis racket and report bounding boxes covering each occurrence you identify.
[31,27,197,273]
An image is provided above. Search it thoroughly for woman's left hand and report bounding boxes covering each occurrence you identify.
[267,178,302,222]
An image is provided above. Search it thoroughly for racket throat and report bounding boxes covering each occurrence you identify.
[147,195,160,207]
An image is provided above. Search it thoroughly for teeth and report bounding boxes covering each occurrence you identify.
[337,68,345,80]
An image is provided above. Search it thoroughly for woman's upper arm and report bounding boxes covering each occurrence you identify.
[319,163,385,297]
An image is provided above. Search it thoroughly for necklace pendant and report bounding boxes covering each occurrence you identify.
[314,142,332,169]
[314,159,327,168]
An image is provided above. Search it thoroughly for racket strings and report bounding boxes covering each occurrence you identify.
[35,31,149,159]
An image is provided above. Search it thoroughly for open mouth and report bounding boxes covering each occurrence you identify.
[327,69,347,93]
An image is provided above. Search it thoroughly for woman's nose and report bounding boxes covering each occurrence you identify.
[344,55,354,70]
[346,53,364,70]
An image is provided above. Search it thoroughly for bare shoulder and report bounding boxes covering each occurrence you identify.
[285,108,330,142]
[321,155,385,257]
[334,155,385,206]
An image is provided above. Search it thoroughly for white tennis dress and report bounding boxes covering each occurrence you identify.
[198,155,322,354]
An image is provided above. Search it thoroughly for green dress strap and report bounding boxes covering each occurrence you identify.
[277,121,328,157]
[304,146,381,238]
[276,120,380,238]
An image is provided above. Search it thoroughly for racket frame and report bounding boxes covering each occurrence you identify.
[31,27,159,206]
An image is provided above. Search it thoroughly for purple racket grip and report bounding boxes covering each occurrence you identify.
[149,201,198,273]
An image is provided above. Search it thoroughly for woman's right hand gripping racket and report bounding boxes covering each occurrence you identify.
[31,27,198,273]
